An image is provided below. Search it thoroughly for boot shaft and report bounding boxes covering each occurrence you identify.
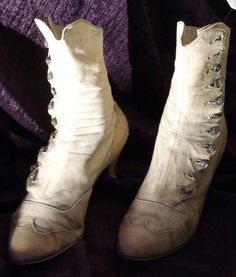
[35,18,114,138]
[139,21,230,202]
[24,19,119,204]
[168,21,230,123]
[36,18,108,87]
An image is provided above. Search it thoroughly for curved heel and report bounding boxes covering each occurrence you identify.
[107,103,129,179]
[108,156,120,179]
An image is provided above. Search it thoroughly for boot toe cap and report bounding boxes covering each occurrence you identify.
[8,220,78,264]
[118,216,187,260]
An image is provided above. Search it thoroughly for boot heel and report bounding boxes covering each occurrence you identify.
[108,155,120,179]
[107,105,129,179]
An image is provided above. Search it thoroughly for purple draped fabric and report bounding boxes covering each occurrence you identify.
[0,0,236,276]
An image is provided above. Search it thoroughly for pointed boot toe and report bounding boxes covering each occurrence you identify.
[9,217,79,265]
[9,191,91,265]
[9,220,59,265]
[118,213,187,261]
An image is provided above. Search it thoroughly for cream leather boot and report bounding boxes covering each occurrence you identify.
[8,18,129,264]
[118,21,230,260]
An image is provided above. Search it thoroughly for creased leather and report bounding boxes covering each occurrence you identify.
[118,21,230,260]
[8,18,129,265]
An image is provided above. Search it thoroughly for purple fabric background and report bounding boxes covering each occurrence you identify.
[0,0,236,276]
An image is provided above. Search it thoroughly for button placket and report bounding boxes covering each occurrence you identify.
[30,162,40,172]
[51,87,56,96]
[206,125,220,137]
[208,94,224,105]
[208,112,223,120]
[193,159,209,171]
[201,143,216,154]
[31,46,58,183]
[179,29,226,196]
[51,117,57,127]
[50,131,57,140]
[185,172,199,182]
[28,167,39,183]
[46,55,51,66]
[47,71,53,81]
[44,40,48,48]
[209,78,223,89]
[45,48,59,130]
[204,32,225,153]
[181,184,194,195]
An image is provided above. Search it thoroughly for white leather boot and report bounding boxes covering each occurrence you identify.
[118,21,230,260]
[8,18,129,264]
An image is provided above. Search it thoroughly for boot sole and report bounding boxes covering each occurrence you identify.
[117,237,191,261]
[11,235,83,265]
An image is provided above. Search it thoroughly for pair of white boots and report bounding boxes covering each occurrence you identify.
[8,18,230,264]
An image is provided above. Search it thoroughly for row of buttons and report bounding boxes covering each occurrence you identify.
[181,30,225,195]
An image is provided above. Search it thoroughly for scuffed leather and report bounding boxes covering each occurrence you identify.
[118,21,230,260]
[9,18,129,264]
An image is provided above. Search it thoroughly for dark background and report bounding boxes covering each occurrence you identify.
[0,0,235,276]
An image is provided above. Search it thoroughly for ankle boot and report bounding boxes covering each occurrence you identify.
[8,18,129,265]
[118,21,230,260]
